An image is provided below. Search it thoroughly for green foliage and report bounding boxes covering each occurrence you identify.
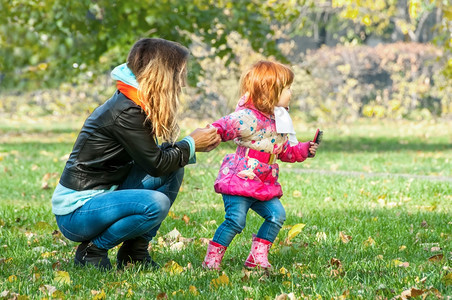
[1,0,450,91]
[0,0,283,90]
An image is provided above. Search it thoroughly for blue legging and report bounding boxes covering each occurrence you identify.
[213,194,286,247]
[55,165,184,249]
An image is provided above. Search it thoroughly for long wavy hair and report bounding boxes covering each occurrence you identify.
[127,38,189,142]
[239,60,294,115]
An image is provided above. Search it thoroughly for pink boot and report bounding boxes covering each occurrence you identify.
[244,236,272,269]
[202,241,227,270]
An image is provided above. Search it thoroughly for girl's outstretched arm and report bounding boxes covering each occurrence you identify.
[278,141,315,163]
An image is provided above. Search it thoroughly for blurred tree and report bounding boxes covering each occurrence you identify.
[0,0,450,91]
[0,0,285,90]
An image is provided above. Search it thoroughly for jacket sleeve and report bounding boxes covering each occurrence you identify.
[278,140,310,163]
[112,107,190,177]
[211,110,255,142]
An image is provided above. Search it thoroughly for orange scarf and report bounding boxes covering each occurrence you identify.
[116,80,142,107]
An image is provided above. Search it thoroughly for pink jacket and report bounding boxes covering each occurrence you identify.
[212,105,310,201]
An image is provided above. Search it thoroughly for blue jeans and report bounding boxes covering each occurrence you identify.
[55,164,184,250]
[212,194,286,247]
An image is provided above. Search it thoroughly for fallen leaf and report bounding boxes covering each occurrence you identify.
[282,281,291,287]
[211,273,229,288]
[430,246,441,252]
[204,220,217,225]
[165,228,181,241]
[279,267,291,278]
[39,284,57,296]
[428,254,444,262]
[91,289,106,300]
[8,275,17,282]
[392,259,403,267]
[54,270,71,285]
[242,286,253,292]
[182,215,190,224]
[241,269,251,282]
[170,242,185,252]
[275,292,296,300]
[400,287,424,299]
[363,236,375,247]
[163,261,183,275]
[179,237,194,244]
[156,292,168,299]
[417,277,427,284]
[199,238,210,245]
[171,290,184,296]
[0,257,13,264]
[330,258,342,269]
[189,286,199,296]
[442,273,452,285]
[287,223,306,241]
[399,245,407,251]
[339,231,352,243]
[426,287,442,298]
[0,291,13,298]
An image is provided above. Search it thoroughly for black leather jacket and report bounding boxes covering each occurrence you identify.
[59,91,190,191]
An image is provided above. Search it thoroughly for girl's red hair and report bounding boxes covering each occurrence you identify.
[239,61,294,115]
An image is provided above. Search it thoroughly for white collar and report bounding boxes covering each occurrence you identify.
[274,106,298,146]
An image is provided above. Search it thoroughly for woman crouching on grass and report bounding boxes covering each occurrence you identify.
[51,38,221,270]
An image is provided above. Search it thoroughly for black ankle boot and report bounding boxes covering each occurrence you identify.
[74,241,112,270]
[117,237,159,269]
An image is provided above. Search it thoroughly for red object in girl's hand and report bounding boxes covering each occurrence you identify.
[308,129,323,157]
[312,129,323,144]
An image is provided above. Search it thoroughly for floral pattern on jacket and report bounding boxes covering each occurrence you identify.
[211,105,311,201]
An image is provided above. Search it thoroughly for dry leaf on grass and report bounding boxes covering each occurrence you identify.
[442,273,452,285]
[339,231,352,243]
[275,292,296,300]
[91,289,106,300]
[211,273,230,288]
[363,236,375,247]
[182,214,190,224]
[189,286,199,296]
[428,253,444,262]
[163,261,184,275]
[54,270,71,285]
[287,223,306,241]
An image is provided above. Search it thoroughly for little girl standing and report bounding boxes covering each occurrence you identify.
[202,61,319,269]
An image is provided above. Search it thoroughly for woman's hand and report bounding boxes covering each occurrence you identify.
[189,125,221,152]
[308,141,319,157]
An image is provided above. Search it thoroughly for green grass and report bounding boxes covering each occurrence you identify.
[0,118,451,299]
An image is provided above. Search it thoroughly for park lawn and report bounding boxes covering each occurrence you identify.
[0,117,451,299]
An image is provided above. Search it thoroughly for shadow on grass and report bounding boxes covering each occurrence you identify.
[0,127,78,135]
[218,137,451,153]
[321,137,451,153]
